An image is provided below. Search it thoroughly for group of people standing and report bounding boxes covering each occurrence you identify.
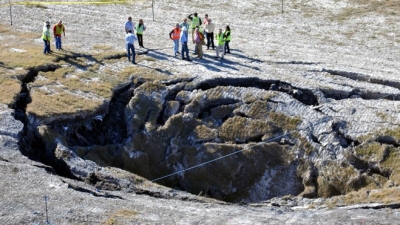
[124,16,147,64]
[124,13,231,64]
[42,20,66,54]
[170,12,231,61]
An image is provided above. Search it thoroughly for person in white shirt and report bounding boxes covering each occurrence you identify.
[124,16,134,34]
[125,30,137,64]
[204,19,215,50]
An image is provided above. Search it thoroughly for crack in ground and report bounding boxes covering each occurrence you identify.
[322,68,400,100]
[194,77,319,106]
[274,61,320,65]
[62,180,124,200]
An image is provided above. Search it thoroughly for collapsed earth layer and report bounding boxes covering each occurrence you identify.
[16,68,400,203]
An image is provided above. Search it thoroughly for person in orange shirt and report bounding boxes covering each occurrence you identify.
[169,23,181,57]
[53,20,65,50]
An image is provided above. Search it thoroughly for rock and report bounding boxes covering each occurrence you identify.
[0,103,24,161]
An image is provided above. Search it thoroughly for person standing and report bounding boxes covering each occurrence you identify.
[180,18,189,31]
[53,20,65,50]
[124,16,135,34]
[224,25,231,54]
[188,12,202,32]
[205,19,215,50]
[188,12,201,54]
[42,21,51,54]
[215,28,225,60]
[135,19,146,48]
[43,21,52,53]
[125,30,137,64]
[193,27,203,59]
[179,26,191,61]
[202,14,209,39]
[170,23,181,57]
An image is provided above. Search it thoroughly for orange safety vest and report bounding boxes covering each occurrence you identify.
[54,24,64,36]
[171,28,180,40]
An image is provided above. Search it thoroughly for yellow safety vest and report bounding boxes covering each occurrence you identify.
[191,17,199,29]
[42,28,51,41]
[224,31,231,41]
[136,24,144,34]
[54,24,64,35]
[216,33,225,46]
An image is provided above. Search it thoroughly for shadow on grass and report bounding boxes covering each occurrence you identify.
[51,50,106,71]
[0,61,14,70]
[145,48,170,61]
[188,48,263,72]
[122,46,263,75]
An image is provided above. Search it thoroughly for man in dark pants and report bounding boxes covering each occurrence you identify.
[205,19,215,50]
[224,25,231,54]
[125,30,137,64]
[179,26,191,61]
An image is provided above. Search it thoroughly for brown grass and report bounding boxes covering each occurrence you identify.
[92,44,115,51]
[0,22,166,116]
[27,90,103,118]
[342,187,400,205]
[0,74,22,106]
[104,209,139,225]
[118,66,169,81]
[268,111,301,131]
[333,0,400,21]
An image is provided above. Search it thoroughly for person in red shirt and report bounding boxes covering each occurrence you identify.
[169,23,181,56]
[53,20,65,50]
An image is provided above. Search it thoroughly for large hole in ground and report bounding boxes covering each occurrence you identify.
[15,76,394,203]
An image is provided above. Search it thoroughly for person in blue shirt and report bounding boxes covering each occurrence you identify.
[125,30,137,64]
[179,26,191,61]
[124,16,134,34]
